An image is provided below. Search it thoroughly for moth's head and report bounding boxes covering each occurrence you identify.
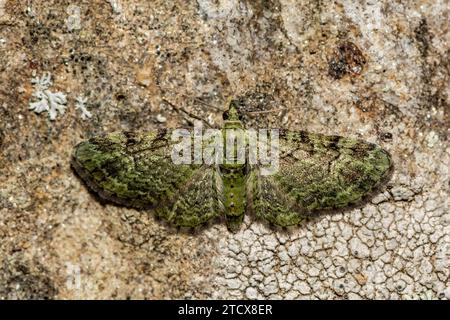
[223,99,244,122]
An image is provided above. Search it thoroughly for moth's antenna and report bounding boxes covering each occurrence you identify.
[244,107,295,116]
[161,98,214,128]
[192,97,225,112]
[177,93,225,112]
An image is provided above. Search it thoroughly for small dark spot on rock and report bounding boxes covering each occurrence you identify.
[379,132,393,141]
[328,41,366,79]
[116,93,126,101]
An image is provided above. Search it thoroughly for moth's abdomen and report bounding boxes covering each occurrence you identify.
[220,163,246,232]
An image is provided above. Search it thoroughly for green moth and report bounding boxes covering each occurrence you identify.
[71,100,392,232]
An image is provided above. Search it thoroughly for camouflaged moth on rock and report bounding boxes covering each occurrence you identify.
[71,99,392,232]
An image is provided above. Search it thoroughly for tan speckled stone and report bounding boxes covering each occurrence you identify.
[0,0,448,299]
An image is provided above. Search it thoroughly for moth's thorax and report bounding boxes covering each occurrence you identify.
[221,122,246,169]
[223,120,243,129]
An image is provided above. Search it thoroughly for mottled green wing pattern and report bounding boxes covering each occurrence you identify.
[249,130,392,227]
[155,167,224,227]
[72,130,223,227]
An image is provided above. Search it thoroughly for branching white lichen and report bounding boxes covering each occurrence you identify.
[29,72,67,121]
[75,96,92,120]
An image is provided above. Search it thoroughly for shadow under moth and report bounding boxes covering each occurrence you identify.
[71,99,392,232]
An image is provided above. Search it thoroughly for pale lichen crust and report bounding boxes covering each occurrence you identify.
[72,103,392,231]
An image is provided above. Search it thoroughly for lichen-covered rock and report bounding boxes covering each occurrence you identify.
[0,0,448,299]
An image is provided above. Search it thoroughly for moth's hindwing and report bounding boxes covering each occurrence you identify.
[155,166,225,228]
[71,130,223,228]
[250,130,392,227]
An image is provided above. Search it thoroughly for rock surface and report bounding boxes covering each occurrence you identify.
[0,0,448,299]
